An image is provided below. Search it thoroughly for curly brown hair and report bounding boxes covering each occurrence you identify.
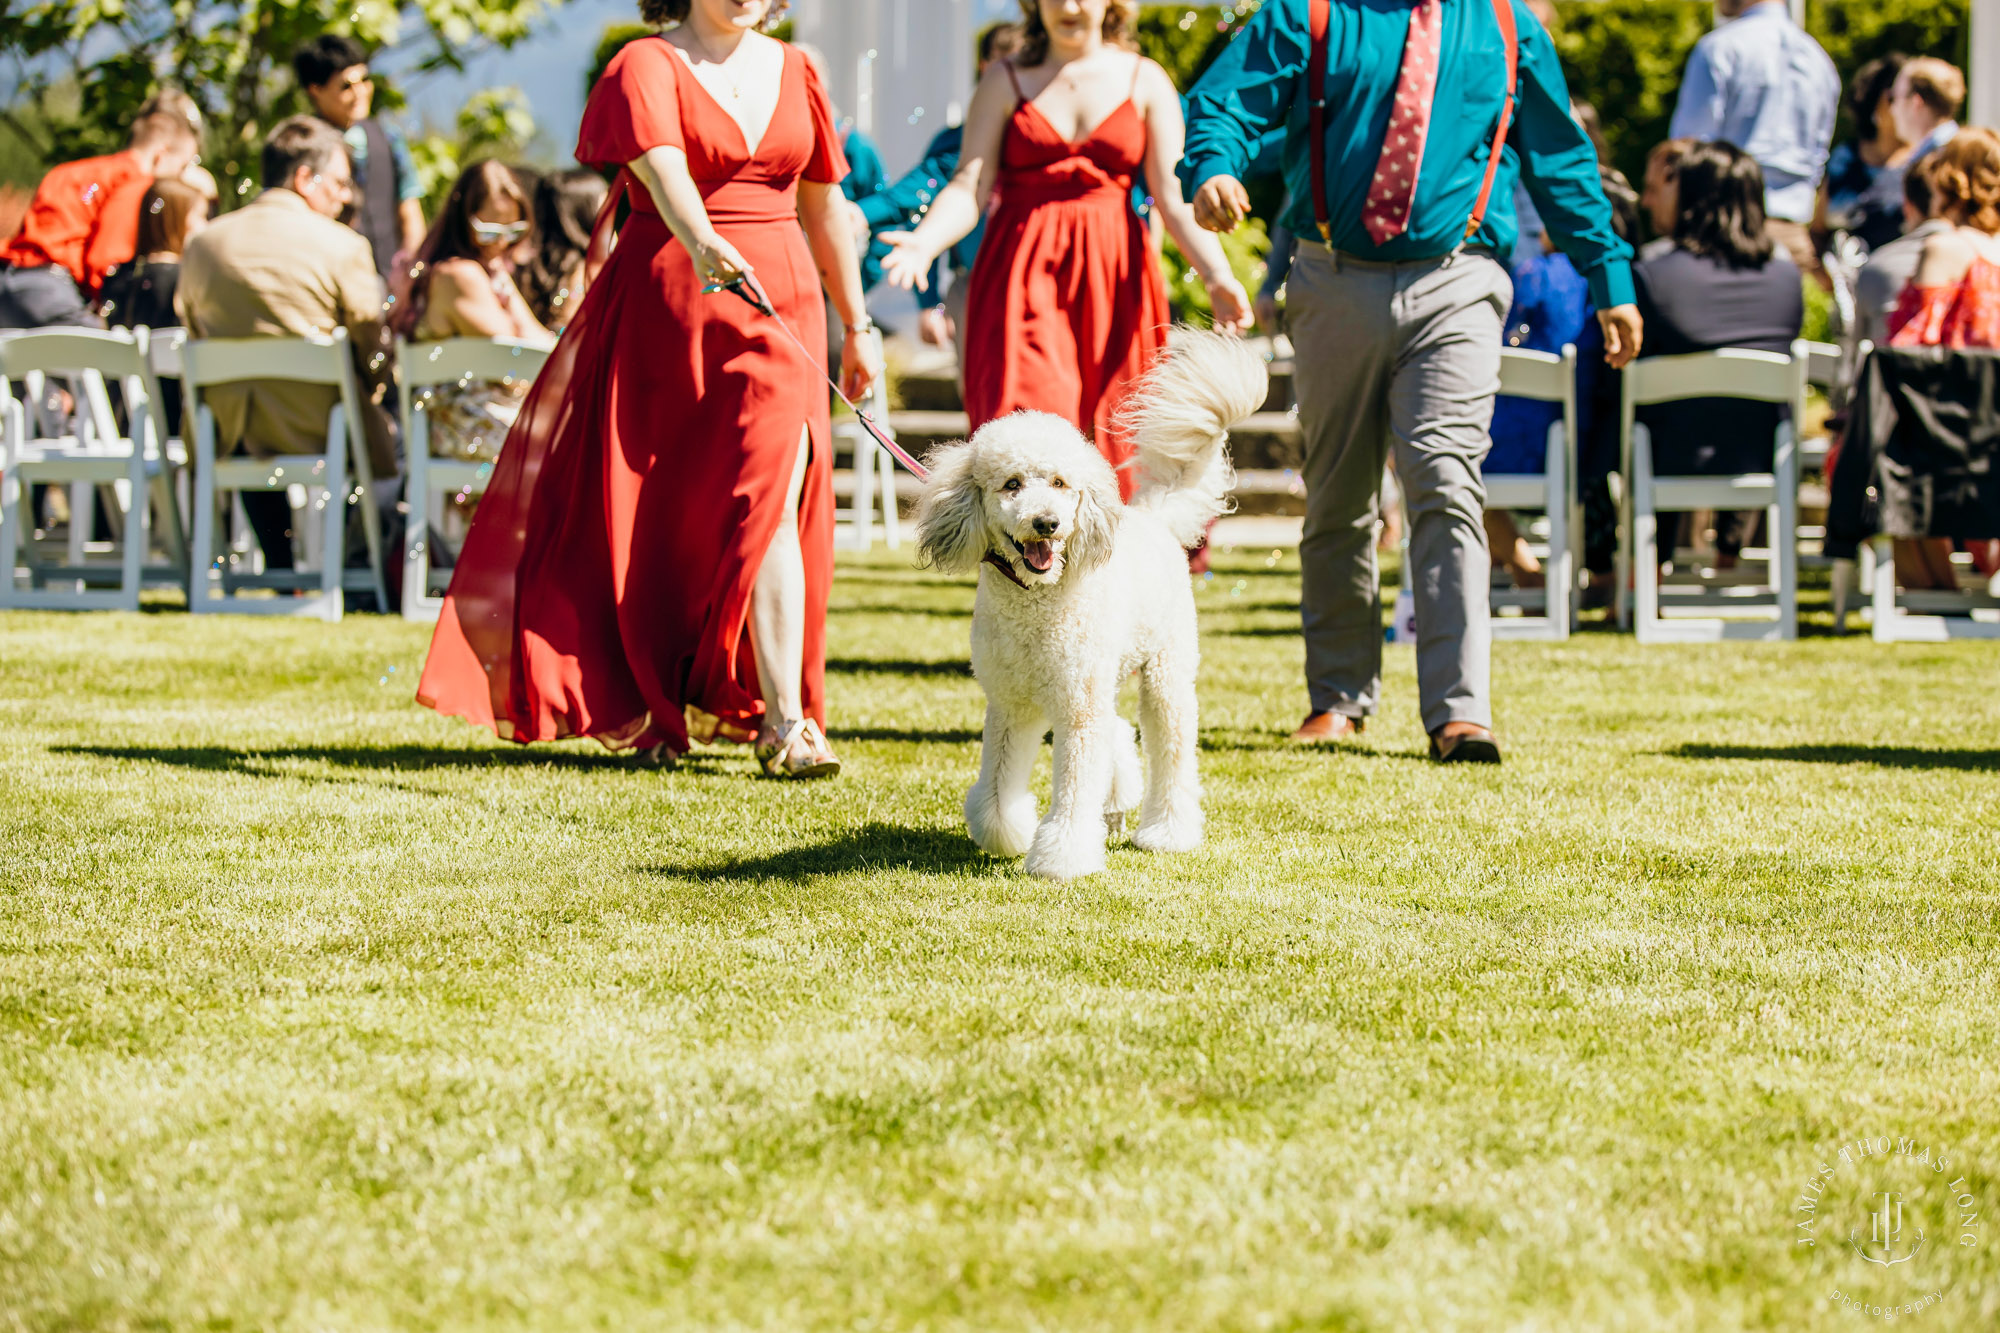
[638,0,790,30]
[1930,127,2000,235]
[1014,0,1138,67]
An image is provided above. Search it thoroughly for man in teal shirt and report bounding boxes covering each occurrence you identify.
[1184,0,1641,764]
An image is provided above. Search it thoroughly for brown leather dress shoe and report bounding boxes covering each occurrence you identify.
[1290,711,1366,744]
[1429,722,1502,764]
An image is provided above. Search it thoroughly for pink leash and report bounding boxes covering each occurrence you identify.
[706,275,932,480]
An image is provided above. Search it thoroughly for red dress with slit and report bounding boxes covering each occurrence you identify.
[416,37,847,754]
[962,61,1170,498]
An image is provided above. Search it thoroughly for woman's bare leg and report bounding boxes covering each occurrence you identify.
[752,425,812,723]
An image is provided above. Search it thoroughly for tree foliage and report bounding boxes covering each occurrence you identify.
[0,0,566,205]
[1549,0,1970,193]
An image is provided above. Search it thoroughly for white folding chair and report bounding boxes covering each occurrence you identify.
[180,329,388,621]
[834,371,903,552]
[1487,344,1578,640]
[1617,341,1807,642]
[0,326,188,610]
[396,336,550,622]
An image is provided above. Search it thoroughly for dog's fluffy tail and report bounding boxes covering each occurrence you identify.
[1122,328,1270,546]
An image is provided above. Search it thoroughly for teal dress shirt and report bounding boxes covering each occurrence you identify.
[839,124,890,289]
[1181,0,1634,310]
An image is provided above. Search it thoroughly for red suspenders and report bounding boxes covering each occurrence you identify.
[1307,0,1520,247]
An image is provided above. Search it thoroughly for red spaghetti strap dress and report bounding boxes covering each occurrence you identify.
[961,60,1171,499]
[415,37,848,754]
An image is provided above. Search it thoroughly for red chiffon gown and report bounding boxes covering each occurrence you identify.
[416,37,847,755]
[962,60,1171,498]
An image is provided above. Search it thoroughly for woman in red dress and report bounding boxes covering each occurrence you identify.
[1885,127,2000,589]
[415,0,879,777]
[878,0,1249,497]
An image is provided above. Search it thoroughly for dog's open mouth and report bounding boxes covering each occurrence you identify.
[1011,537,1056,573]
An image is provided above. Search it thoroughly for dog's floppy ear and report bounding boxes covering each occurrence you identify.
[915,440,986,574]
[1064,458,1122,575]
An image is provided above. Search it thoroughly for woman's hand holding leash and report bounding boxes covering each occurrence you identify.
[690,232,753,290]
[841,325,883,401]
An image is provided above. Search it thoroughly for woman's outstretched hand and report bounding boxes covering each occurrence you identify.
[877,232,932,292]
[691,233,753,290]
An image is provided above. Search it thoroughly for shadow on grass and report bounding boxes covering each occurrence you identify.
[53,742,637,773]
[838,727,980,745]
[826,658,972,677]
[1197,729,1426,760]
[832,603,972,618]
[1662,743,2000,772]
[642,822,987,882]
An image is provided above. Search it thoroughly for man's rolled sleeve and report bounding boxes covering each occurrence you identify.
[1511,15,1634,310]
[1178,1,1308,198]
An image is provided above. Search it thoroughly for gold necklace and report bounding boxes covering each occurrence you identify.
[689,31,746,100]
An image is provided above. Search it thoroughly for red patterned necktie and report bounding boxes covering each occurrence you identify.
[1361,0,1444,246]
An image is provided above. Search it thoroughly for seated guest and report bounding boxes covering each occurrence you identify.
[1890,58,1963,177]
[515,168,608,333]
[1884,127,2000,590]
[0,101,199,329]
[177,116,395,573]
[1820,55,1911,254]
[101,177,208,436]
[1854,158,1948,348]
[1637,138,1695,262]
[1889,128,2000,350]
[99,177,207,332]
[392,159,555,466]
[1486,157,1639,591]
[1633,141,1804,568]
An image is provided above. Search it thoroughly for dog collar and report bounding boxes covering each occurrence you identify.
[982,550,1033,590]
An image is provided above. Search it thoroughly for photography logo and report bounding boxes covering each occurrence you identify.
[1793,1134,1986,1321]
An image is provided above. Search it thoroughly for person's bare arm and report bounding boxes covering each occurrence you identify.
[1911,229,1977,290]
[879,68,1013,289]
[1138,60,1250,333]
[631,144,754,287]
[799,178,881,400]
[429,259,554,347]
[397,199,427,256]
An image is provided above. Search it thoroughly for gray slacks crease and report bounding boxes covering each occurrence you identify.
[1287,244,1511,734]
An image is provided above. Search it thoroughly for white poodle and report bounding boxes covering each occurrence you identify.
[914,330,1269,880]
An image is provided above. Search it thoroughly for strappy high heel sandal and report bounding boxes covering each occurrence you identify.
[755,717,841,780]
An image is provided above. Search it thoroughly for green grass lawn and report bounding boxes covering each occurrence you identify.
[3,547,1997,1331]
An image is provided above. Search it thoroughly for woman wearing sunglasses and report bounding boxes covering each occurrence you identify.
[393,160,556,467]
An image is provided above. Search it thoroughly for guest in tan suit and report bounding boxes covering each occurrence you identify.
[178,115,395,570]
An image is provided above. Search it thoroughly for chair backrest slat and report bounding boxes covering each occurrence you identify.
[1801,339,1841,391]
[0,328,149,381]
[397,336,551,389]
[180,333,349,390]
[1626,347,1796,405]
[1497,345,1569,403]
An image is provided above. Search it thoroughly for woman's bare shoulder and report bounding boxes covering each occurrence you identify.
[1912,227,1980,288]
[428,257,488,291]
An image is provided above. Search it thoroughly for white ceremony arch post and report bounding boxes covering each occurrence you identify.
[792,0,980,177]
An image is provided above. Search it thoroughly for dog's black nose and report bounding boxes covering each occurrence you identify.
[1032,516,1059,537]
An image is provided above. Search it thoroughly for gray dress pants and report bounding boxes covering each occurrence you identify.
[1287,243,1511,734]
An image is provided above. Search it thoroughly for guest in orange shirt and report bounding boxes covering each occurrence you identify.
[0,103,199,329]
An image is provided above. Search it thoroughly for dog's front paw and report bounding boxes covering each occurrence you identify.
[1024,823,1108,880]
[966,783,1036,857]
[1132,806,1203,855]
